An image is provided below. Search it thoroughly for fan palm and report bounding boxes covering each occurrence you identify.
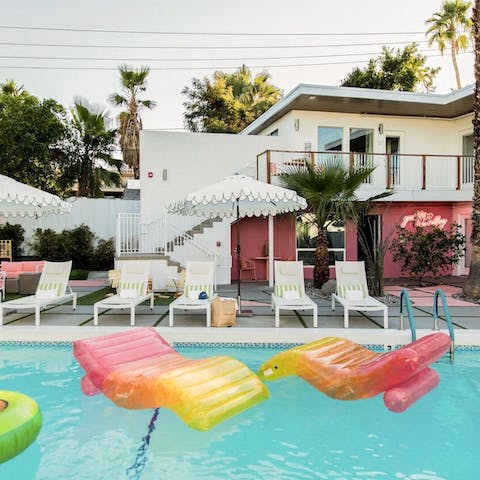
[70,99,122,198]
[426,0,473,89]
[0,79,27,97]
[280,159,377,288]
[463,0,480,297]
[109,65,156,179]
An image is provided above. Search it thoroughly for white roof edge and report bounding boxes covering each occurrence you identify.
[240,84,306,135]
[241,83,474,135]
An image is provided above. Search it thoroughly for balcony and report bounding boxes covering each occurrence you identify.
[256,150,474,200]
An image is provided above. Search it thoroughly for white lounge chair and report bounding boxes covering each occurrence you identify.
[0,260,77,326]
[169,261,215,327]
[332,261,388,328]
[271,261,318,328]
[0,270,5,300]
[93,261,154,326]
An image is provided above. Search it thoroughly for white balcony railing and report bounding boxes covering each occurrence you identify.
[256,150,474,192]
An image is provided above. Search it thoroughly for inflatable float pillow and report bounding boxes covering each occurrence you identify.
[74,328,269,431]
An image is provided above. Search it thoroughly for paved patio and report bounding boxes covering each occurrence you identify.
[0,281,479,346]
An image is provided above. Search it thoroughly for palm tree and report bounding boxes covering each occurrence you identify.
[426,0,473,89]
[463,0,480,297]
[280,159,377,288]
[109,65,156,179]
[0,79,27,96]
[218,65,281,127]
[70,99,122,198]
[183,65,281,133]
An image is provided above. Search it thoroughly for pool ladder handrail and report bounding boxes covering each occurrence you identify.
[433,288,455,362]
[399,288,417,341]
[399,288,455,363]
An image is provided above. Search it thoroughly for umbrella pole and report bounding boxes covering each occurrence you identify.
[236,199,241,308]
[236,199,253,317]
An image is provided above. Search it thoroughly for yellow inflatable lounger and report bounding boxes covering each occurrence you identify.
[74,328,269,431]
[0,390,42,464]
[258,333,450,412]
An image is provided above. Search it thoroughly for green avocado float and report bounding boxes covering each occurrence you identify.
[0,390,42,463]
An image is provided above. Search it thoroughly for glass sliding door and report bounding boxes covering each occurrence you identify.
[350,128,374,183]
[386,136,400,187]
[462,134,474,184]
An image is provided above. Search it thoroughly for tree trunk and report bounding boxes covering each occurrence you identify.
[463,0,480,298]
[313,229,330,288]
[451,41,462,90]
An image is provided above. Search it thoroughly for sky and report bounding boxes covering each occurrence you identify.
[0,0,475,130]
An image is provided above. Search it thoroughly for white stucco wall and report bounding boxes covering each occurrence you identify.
[139,130,283,216]
[255,110,474,156]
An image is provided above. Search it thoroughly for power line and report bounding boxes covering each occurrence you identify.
[0,40,430,50]
[0,47,439,62]
[0,51,471,71]
[0,25,427,36]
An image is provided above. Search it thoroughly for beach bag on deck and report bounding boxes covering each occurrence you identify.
[211,297,236,327]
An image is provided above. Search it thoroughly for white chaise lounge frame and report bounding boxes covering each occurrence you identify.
[0,260,77,326]
[93,261,154,326]
[271,260,318,328]
[332,260,388,328]
[169,261,215,327]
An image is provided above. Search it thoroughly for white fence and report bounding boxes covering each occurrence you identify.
[7,198,140,255]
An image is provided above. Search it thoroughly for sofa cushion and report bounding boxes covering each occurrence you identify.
[22,261,44,273]
[1,262,23,279]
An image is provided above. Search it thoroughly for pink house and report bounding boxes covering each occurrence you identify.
[238,84,475,281]
[123,84,474,288]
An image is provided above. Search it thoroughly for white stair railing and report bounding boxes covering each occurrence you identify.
[116,212,228,268]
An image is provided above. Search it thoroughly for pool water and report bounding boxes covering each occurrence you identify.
[0,343,479,480]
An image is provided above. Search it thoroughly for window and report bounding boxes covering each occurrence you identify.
[269,129,279,136]
[318,127,342,152]
[296,214,345,267]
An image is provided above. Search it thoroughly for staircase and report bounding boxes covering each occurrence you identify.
[115,213,231,285]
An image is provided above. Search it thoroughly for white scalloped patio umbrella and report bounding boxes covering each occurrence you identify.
[169,174,307,313]
[0,174,71,218]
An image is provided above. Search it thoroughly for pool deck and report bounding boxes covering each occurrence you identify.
[1,282,479,346]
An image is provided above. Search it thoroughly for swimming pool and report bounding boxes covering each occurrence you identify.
[0,342,478,480]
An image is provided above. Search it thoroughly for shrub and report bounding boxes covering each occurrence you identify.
[390,223,466,285]
[0,223,25,259]
[30,228,71,262]
[92,238,115,270]
[30,225,114,270]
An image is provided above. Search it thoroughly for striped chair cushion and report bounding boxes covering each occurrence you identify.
[185,284,213,299]
[37,282,63,297]
[119,282,144,298]
[337,284,367,299]
[275,284,301,299]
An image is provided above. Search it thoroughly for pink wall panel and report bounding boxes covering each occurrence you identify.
[230,214,296,280]
[228,202,472,282]
[374,202,464,278]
